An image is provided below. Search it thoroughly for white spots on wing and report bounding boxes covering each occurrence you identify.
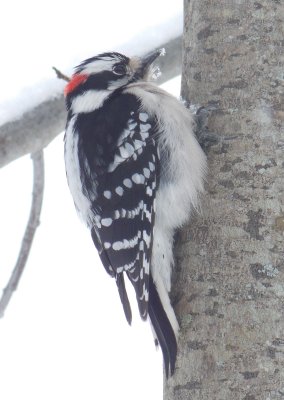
[127,204,140,218]
[134,139,144,150]
[143,229,151,248]
[143,168,150,178]
[143,253,150,275]
[115,186,124,196]
[140,123,151,132]
[121,208,127,217]
[143,203,152,222]
[140,130,149,141]
[112,235,139,251]
[129,122,137,130]
[132,173,140,184]
[101,217,113,227]
[115,154,125,164]
[132,173,145,184]
[125,261,137,271]
[127,210,134,218]
[140,283,149,302]
[111,201,144,221]
[146,186,153,196]
[119,142,135,159]
[125,142,135,154]
[119,146,130,159]
[148,161,155,172]
[139,112,149,122]
[108,153,125,172]
[104,242,111,249]
[116,260,136,274]
[112,241,123,251]
[139,240,144,251]
[123,178,133,188]
[110,108,153,172]
[103,190,112,199]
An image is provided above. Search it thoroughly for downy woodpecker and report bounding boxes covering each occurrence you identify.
[64,49,206,376]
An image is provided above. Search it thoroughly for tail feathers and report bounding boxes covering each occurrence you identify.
[116,273,132,325]
[148,274,177,377]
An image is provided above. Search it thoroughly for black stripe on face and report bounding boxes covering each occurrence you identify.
[85,71,124,90]
[68,71,125,99]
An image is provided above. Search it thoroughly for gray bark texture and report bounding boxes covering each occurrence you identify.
[165,1,284,399]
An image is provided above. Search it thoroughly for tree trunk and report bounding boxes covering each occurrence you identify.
[165,1,284,399]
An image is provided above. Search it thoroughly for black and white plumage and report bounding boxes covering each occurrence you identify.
[64,50,206,376]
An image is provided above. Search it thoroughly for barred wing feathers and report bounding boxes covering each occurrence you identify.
[89,104,159,323]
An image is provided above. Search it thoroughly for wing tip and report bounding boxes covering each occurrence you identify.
[116,273,132,325]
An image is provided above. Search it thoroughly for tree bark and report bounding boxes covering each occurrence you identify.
[165,1,284,399]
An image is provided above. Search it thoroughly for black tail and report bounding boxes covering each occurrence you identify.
[148,274,177,377]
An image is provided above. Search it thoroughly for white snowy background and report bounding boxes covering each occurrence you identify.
[0,1,182,399]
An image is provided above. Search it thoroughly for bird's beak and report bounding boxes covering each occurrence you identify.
[133,48,164,80]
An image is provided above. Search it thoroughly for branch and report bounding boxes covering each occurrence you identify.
[0,36,182,169]
[0,150,45,318]
[52,67,70,82]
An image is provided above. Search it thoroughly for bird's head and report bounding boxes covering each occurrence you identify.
[65,49,163,113]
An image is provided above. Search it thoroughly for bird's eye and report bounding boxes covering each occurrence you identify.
[112,64,127,76]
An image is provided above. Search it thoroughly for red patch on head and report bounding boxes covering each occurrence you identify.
[64,73,88,96]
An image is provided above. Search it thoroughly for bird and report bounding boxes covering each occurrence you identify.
[64,49,206,376]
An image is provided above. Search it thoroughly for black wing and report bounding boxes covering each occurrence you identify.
[78,94,159,323]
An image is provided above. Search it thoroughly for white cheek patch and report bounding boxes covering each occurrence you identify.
[71,90,109,113]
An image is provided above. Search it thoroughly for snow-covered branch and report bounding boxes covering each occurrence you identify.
[0,36,181,169]
[0,150,44,317]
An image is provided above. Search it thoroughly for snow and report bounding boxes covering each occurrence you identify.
[0,0,182,126]
[0,1,182,398]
